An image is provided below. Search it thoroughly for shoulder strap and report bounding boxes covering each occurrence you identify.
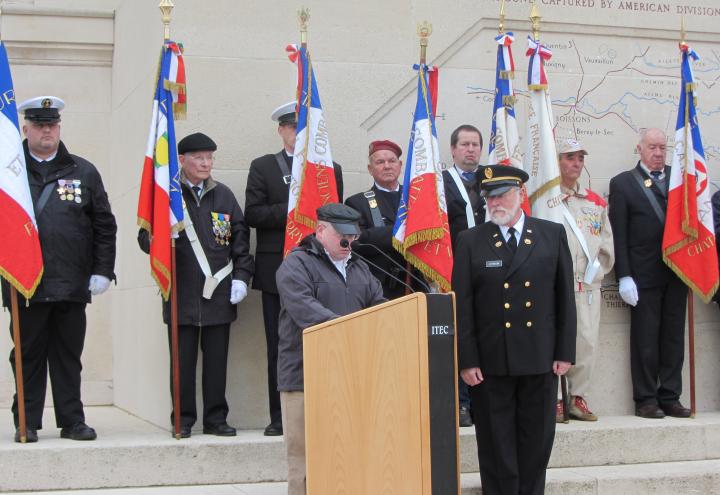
[274,152,292,185]
[447,167,475,228]
[34,182,57,218]
[363,190,385,227]
[630,167,665,224]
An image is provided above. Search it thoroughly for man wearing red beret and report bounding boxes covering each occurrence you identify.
[345,140,422,299]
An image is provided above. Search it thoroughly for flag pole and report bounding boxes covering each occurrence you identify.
[10,288,28,443]
[1,1,29,445]
[403,22,434,294]
[680,16,697,418]
[159,0,182,440]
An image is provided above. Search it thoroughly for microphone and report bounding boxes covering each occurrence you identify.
[340,239,417,294]
[352,240,432,292]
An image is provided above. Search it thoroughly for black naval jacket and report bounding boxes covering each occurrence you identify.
[609,162,676,289]
[244,151,343,294]
[345,184,412,298]
[2,140,117,306]
[452,216,576,376]
[138,175,254,326]
[442,169,486,250]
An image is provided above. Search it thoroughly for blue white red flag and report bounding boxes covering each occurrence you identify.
[488,32,520,166]
[392,64,452,291]
[283,44,340,257]
[0,42,43,298]
[524,36,564,223]
[662,42,718,302]
[137,40,186,300]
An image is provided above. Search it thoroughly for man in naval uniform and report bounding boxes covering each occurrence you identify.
[2,96,117,443]
[443,123,486,427]
[609,128,691,419]
[453,165,576,495]
[244,101,344,436]
[555,139,614,422]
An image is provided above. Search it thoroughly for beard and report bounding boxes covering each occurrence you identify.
[488,190,522,226]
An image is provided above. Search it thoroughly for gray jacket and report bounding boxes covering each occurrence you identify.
[276,235,385,391]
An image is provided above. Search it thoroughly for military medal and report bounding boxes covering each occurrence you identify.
[211,212,231,246]
[644,178,652,188]
[524,239,532,245]
[57,179,67,200]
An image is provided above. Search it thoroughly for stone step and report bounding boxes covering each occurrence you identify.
[2,407,719,492]
[11,460,720,495]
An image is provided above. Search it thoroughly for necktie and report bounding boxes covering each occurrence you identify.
[461,171,476,182]
[507,227,518,254]
[192,186,201,198]
[650,171,662,180]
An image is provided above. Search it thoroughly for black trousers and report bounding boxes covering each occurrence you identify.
[261,291,282,424]
[470,372,557,495]
[168,323,230,427]
[630,278,687,406]
[8,302,87,430]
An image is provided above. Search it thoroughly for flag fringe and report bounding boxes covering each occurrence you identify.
[529,176,561,205]
[151,257,172,302]
[403,250,451,292]
[662,253,719,303]
[0,266,44,300]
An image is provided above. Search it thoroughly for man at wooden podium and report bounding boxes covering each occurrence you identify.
[276,203,385,495]
[452,165,576,495]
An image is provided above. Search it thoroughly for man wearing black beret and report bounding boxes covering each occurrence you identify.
[138,132,254,438]
[452,165,576,495]
[276,203,385,494]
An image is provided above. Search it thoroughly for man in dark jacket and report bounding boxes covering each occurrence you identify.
[2,96,117,443]
[245,101,343,436]
[453,165,576,495]
[609,128,690,419]
[345,139,420,298]
[138,132,254,438]
[276,203,385,495]
[443,124,486,427]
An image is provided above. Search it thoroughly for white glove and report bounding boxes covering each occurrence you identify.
[88,275,111,296]
[618,276,639,307]
[230,279,248,305]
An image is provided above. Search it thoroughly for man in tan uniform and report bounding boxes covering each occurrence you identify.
[556,139,614,422]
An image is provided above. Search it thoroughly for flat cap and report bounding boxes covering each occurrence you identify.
[557,138,588,156]
[480,165,529,197]
[177,132,217,154]
[368,139,402,159]
[18,96,65,123]
[271,101,297,125]
[317,203,361,235]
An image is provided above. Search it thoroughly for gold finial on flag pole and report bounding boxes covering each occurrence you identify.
[530,0,541,41]
[159,0,174,41]
[680,15,686,44]
[499,0,506,34]
[418,21,432,65]
[298,7,310,48]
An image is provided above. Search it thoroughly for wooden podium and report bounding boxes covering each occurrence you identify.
[303,293,459,495]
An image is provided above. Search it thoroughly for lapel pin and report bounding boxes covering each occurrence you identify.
[524,239,532,245]
[495,241,503,248]
[644,178,652,188]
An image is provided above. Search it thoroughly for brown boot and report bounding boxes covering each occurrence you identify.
[555,400,568,424]
[569,395,598,421]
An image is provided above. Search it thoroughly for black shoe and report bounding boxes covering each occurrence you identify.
[660,402,691,418]
[178,425,192,438]
[14,427,38,443]
[264,421,283,436]
[60,422,97,441]
[203,422,236,436]
[635,404,665,419]
[459,406,473,427]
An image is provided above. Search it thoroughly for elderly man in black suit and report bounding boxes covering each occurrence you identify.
[453,165,576,495]
[608,127,691,419]
[245,102,344,436]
